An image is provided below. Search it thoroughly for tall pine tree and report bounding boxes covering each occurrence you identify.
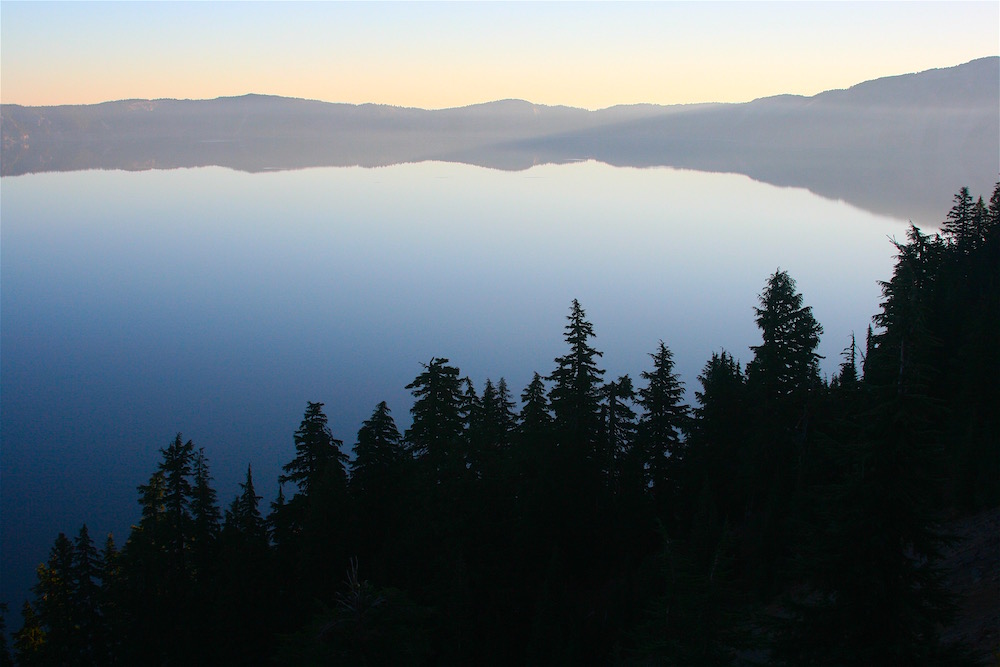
[349,401,410,584]
[637,341,689,518]
[746,269,823,403]
[405,358,467,486]
[548,299,605,465]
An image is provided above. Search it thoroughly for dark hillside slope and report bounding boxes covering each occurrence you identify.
[523,57,998,223]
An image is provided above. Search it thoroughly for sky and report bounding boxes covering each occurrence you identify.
[1,1,997,110]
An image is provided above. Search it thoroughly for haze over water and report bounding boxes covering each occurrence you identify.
[1,160,911,608]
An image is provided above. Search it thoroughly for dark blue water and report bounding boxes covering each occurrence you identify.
[1,161,906,613]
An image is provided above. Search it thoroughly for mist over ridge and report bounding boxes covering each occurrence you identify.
[2,56,997,225]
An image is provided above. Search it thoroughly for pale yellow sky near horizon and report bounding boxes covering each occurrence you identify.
[1,2,998,109]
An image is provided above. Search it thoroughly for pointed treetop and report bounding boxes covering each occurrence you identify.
[280,401,348,497]
[548,300,605,448]
[747,269,823,398]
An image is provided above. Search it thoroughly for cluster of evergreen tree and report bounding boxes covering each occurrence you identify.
[6,184,998,666]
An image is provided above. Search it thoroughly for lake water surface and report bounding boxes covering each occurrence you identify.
[2,161,909,608]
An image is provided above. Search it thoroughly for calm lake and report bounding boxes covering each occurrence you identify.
[2,160,910,608]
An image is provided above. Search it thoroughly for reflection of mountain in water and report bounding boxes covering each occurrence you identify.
[2,57,997,226]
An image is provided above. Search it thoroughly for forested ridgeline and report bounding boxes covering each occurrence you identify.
[4,184,998,666]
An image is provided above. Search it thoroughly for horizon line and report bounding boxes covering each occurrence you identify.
[3,56,996,112]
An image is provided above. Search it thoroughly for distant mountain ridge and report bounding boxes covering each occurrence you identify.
[2,57,997,224]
